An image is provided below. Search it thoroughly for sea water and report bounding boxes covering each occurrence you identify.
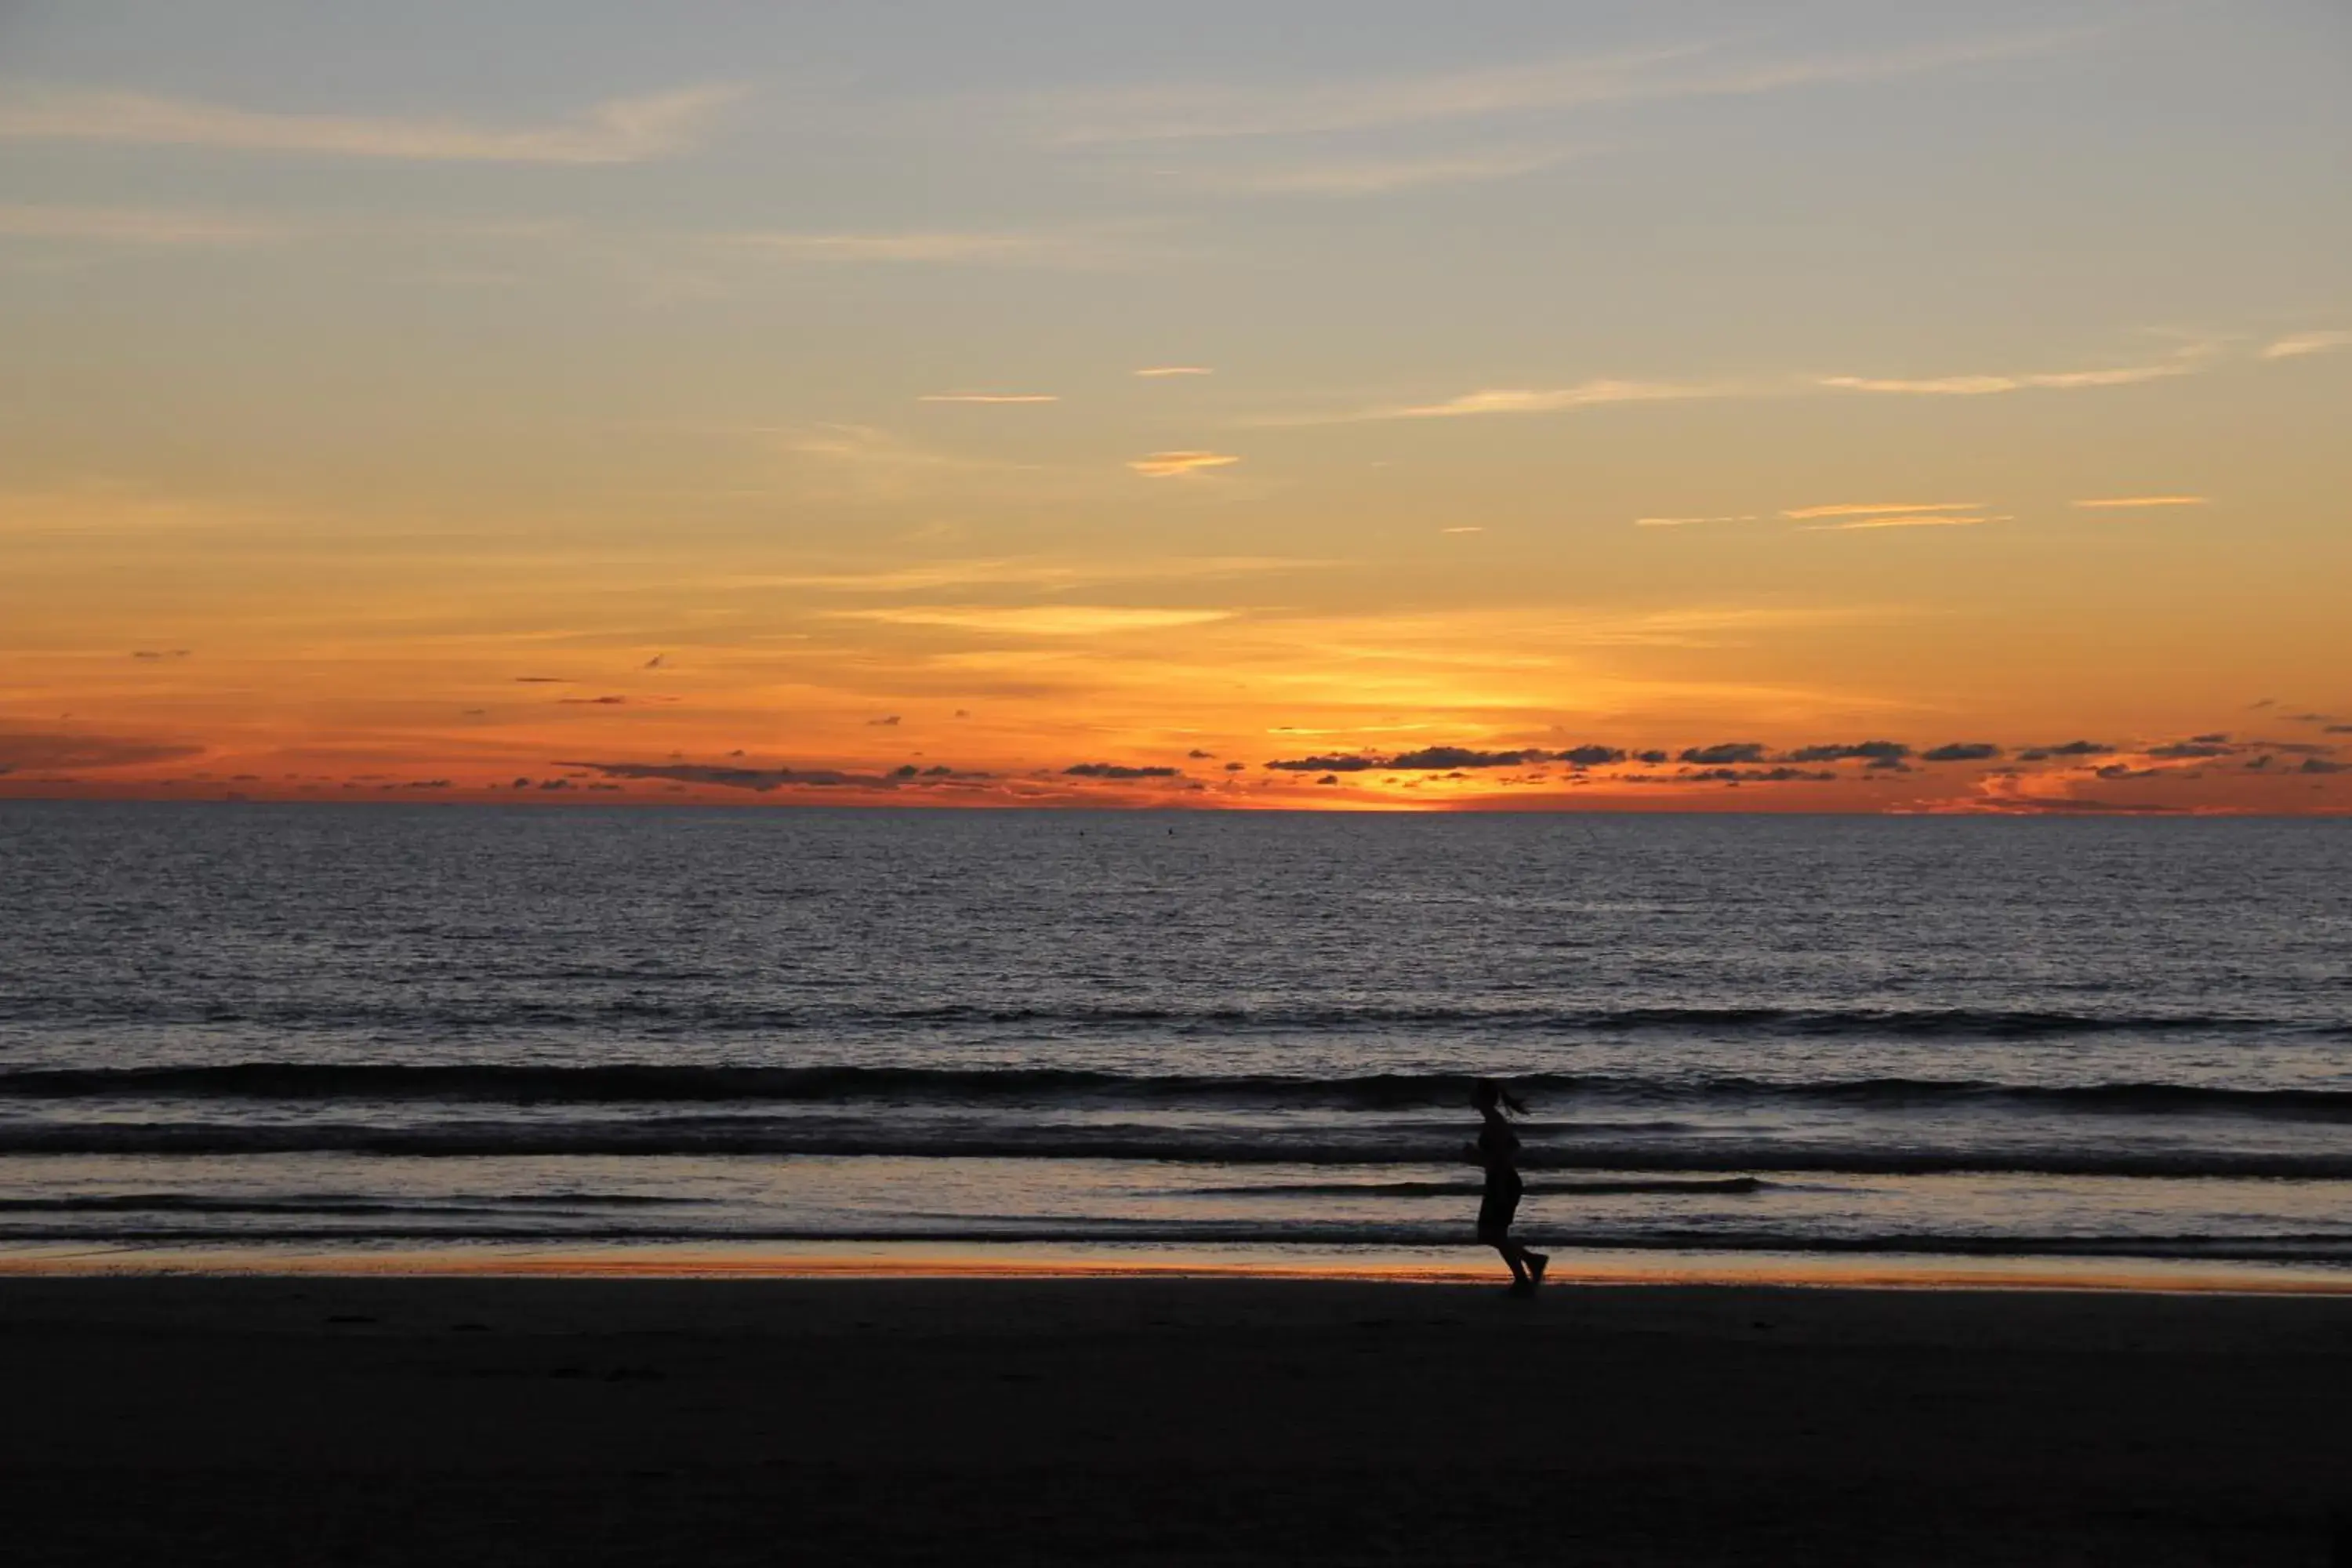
[2,804,2347,1273]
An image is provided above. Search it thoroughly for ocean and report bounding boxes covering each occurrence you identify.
[3,803,2347,1276]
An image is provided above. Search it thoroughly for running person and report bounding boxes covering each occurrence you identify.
[1469,1079,1548,1291]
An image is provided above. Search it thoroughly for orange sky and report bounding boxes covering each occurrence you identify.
[2,4,2347,814]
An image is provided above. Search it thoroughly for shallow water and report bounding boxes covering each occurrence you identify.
[2,804,2347,1269]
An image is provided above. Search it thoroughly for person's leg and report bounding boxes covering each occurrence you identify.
[1497,1183,1544,1286]
[1482,1217,1529,1284]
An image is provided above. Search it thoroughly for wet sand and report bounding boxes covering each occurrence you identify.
[2,1274,2349,1566]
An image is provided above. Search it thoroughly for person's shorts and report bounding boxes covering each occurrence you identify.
[1476,1179,1522,1241]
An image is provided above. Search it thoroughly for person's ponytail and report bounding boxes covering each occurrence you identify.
[1473,1077,1531,1117]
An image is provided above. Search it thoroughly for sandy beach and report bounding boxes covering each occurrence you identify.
[2,1272,2347,1566]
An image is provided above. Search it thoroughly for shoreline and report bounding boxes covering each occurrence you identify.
[8,1237,2352,1294]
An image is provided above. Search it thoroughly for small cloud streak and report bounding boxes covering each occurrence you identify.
[561,761,862,792]
[1370,379,1718,421]
[1782,501,1982,520]
[1636,514,1760,528]
[1134,365,1214,377]
[1265,754,1381,772]
[1064,761,1180,779]
[0,82,742,163]
[1679,742,1768,765]
[917,393,1060,404]
[2071,495,2208,510]
[2261,330,2351,360]
[1821,360,2192,396]
[1046,30,2083,143]
[0,730,202,771]
[1129,450,1242,477]
[835,605,1236,635]
[1786,741,1910,764]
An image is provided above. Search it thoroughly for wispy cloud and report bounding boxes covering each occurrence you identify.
[750,422,1062,505]
[1287,379,1723,425]
[1782,501,1984,520]
[1181,147,1574,197]
[2260,329,2351,361]
[0,203,284,246]
[833,605,1238,636]
[1044,30,2079,143]
[1258,330,2302,432]
[2072,495,2209,510]
[1640,501,2005,532]
[916,393,1060,404]
[771,423,1033,475]
[743,421,1243,507]
[0,82,743,163]
[1129,450,1242,477]
[556,760,953,793]
[1821,362,2189,396]
[1134,365,1214,377]
[1799,514,2011,532]
[1812,332,2234,400]
[0,728,202,771]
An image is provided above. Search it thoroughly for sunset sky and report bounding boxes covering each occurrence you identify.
[3,1,2347,811]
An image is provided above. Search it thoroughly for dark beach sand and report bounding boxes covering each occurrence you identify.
[2,1271,2349,1566]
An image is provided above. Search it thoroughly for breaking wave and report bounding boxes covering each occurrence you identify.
[7,1062,2347,1118]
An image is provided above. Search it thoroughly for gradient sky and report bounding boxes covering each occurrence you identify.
[3,1,2347,811]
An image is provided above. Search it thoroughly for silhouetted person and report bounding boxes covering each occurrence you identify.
[1469,1079,1548,1292]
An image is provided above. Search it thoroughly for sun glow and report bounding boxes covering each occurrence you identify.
[1,9,2344,816]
